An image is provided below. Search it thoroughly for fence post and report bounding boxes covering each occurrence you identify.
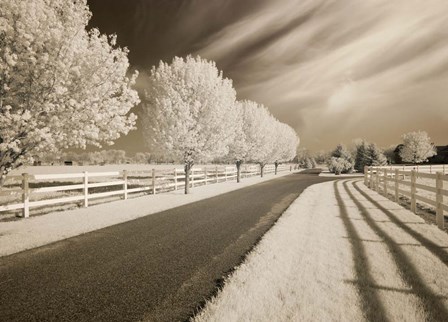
[204,167,208,185]
[152,169,156,194]
[123,170,128,200]
[22,173,30,218]
[369,167,373,189]
[224,167,227,182]
[191,169,195,188]
[436,172,444,229]
[411,170,416,213]
[375,168,380,191]
[173,168,178,190]
[383,168,388,195]
[83,171,88,208]
[215,166,218,183]
[394,169,399,202]
[364,166,368,185]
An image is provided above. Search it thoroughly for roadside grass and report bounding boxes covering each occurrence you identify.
[193,180,448,322]
[193,181,363,322]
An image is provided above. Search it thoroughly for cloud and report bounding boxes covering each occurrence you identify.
[195,0,448,150]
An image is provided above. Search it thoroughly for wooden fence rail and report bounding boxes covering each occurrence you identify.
[364,165,448,229]
[0,164,293,218]
[368,164,447,174]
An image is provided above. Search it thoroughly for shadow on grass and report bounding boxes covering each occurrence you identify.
[344,280,448,299]
[344,181,448,321]
[334,181,389,322]
[352,181,448,266]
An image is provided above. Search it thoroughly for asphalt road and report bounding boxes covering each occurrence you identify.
[0,170,335,322]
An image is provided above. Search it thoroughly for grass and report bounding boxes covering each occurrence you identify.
[193,180,448,322]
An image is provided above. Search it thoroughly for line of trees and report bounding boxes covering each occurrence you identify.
[0,2,300,191]
[295,148,317,169]
[141,56,299,193]
[326,130,438,175]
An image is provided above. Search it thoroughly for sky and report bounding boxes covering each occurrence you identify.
[87,0,448,153]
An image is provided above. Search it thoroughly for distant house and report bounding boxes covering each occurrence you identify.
[64,161,73,166]
[392,145,448,164]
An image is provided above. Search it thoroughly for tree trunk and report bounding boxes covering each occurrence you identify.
[274,161,279,175]
[260,164,264,177]
[236,160,242,183]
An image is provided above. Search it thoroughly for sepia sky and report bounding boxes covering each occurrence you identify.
[87,0,448,153]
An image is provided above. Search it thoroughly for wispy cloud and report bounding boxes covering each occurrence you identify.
[196,0,448,149]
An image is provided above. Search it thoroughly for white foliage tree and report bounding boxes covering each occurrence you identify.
[226,100,299,178]
[399,131,437,164]
[240,100,298,177]
[141,56,237,194]
[223,101,247,182]
[327,144,354,175]
[0,0,140,182]
[271,121,299,174]
[240,101,276,177]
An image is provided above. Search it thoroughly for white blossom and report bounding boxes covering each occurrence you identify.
[0,0,140,179]
[141,56,237,193]
[399,131,437,164]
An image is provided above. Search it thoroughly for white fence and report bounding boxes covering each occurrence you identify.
[0,163,294,218]
[371,164,447,174]
[364,165,448,229]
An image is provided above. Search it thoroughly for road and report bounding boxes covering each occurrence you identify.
[0,170,335,322]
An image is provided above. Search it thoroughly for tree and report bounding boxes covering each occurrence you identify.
[0,0,139,183]
[354,140,387,172]
[366,143,387,167]
[238,101,276,177]
[305,158,313,169]
[327,144,354,174]
[238,101,275,177]
[141,56,237,194]
[296,148,311,168]
[328,157,353,175]
[383,145,397,164]
[354,140,368,172]
[224,100,298,179]
[134,152,151,164]
[271,121,299,174]
[222,101,247,183]
[314,150,328,165]
[399,131,437,164]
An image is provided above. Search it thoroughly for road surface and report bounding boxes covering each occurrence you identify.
[0,170,334,321]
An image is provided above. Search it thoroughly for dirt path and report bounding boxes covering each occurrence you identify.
[195,179,448,322]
